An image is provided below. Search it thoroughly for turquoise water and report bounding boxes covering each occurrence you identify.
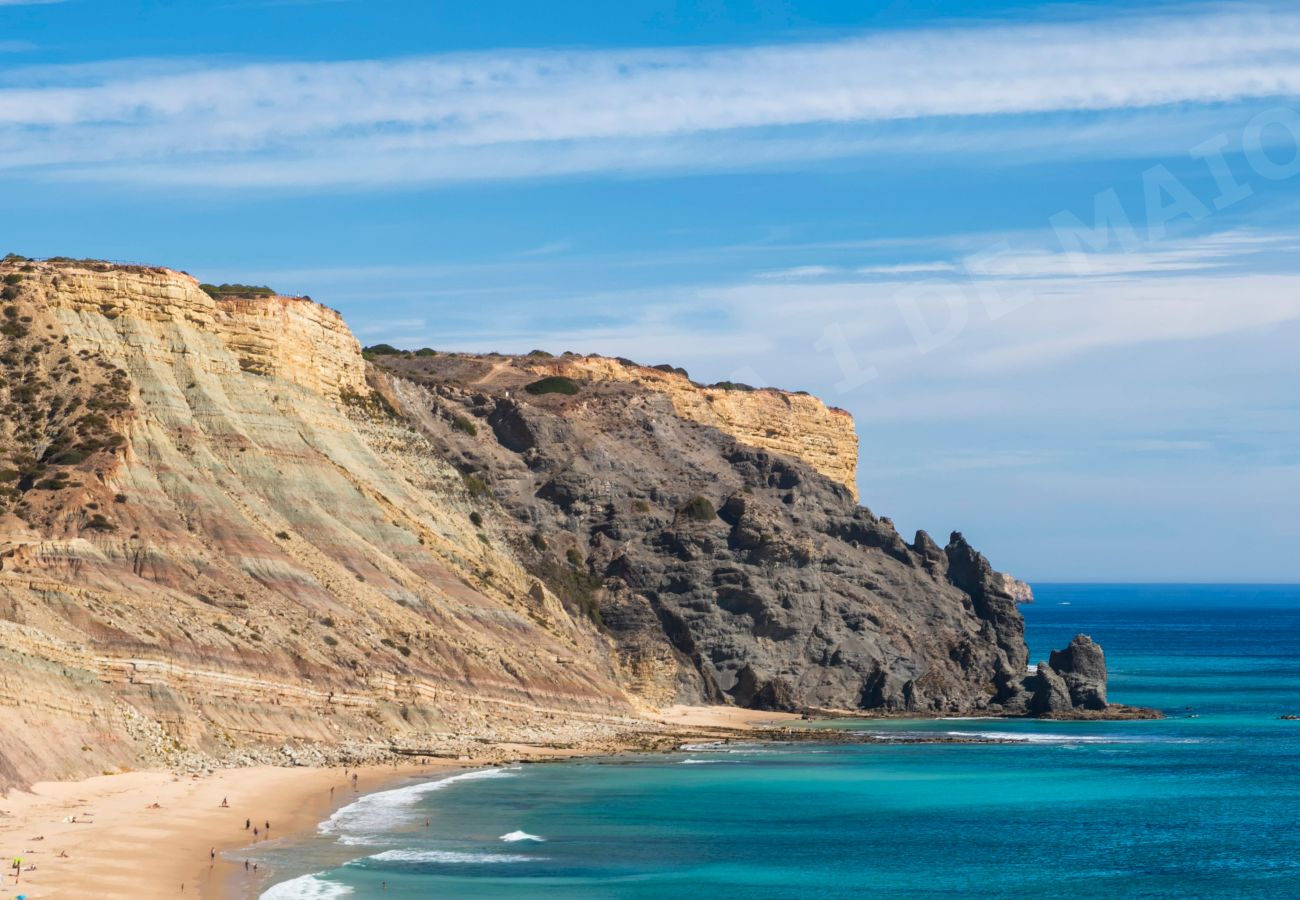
[260,585,1300,898]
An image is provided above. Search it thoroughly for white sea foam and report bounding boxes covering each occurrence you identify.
[680,742,775,754]
[681,758,722,765]
[320,768,517,842]
[260,873,354,899]
[941,731,1197,745]
[500,830,545,842]
[367,849,541,863]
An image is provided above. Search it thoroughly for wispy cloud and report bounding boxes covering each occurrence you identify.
[346,229,1300,390]
[1,5,1299,187]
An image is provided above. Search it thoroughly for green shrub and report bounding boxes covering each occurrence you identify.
[469,511,483,527]
[362,343,401,356]
[565,547,584,567]
[526,349,553,358]
[463,474,490,498]
[452,415,478,437]
[634,500,651,513]
[532,558,603,627]
[319,616,336,628]
[275,530,291,540]
[2,274,22,286]
[681,496,716,522]
[709,381,755,391]
[524,375,579,396]
[414,347,438,357]
[530,532,548,552]
[48,449,88,465]
[323,635,339,647]
[199,283,275,299]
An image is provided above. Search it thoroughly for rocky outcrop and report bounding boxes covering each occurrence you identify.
[1048,634,1108,709]
[999,573,1034,603]
[1026,635,1108,714]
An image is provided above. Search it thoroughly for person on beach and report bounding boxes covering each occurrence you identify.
[220,797,229,808]
[245,818,251,830]
[210,848,216,863]
[265,820,270,831]
[244,860,249,871]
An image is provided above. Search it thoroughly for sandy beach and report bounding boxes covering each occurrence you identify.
[0,762,437,899]
[0,707,794,899]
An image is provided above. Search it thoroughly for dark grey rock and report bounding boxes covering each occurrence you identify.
[1028,662,1073,714]
[1048,634,1108,709]
[376,356,1111,717]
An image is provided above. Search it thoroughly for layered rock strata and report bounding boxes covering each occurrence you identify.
[0,257,1127,788]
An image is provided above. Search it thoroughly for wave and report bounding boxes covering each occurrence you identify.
[320,767,517,842]
[680,758,722,764]
[367,849,541,864]
[940,731,1199,745]
[679,742,775,754]
[260,873,354,899]
[500,830,545,842]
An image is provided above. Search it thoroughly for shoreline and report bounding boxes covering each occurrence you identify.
[0,706,799,899]
[0,703,1160,899]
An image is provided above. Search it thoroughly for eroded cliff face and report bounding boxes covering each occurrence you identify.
[369,353,1067,715]
[0,260,632,790]
[545,356,860,499]
[0,257,1112,789]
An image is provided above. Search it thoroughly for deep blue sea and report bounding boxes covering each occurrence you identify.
[258,584,1300,899]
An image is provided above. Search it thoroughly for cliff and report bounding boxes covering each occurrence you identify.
[540,356,860,499]
[0,257,1115,789]
[370,352,1085,714]
[0,259,632,789]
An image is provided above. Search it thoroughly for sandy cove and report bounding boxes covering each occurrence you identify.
[0,707,796,900]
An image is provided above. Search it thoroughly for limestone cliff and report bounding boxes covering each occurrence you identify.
[544,356,860,499]
[0,257,1117,789]
[0,259,632,790]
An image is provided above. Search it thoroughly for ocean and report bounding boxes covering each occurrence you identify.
[257,584,1300,898]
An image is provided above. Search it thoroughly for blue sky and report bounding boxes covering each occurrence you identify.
[2,0,1299,582]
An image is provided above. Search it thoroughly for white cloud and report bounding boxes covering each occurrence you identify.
[856,262,957,276]
[756,265,842,280]
[2,5,1300,186]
